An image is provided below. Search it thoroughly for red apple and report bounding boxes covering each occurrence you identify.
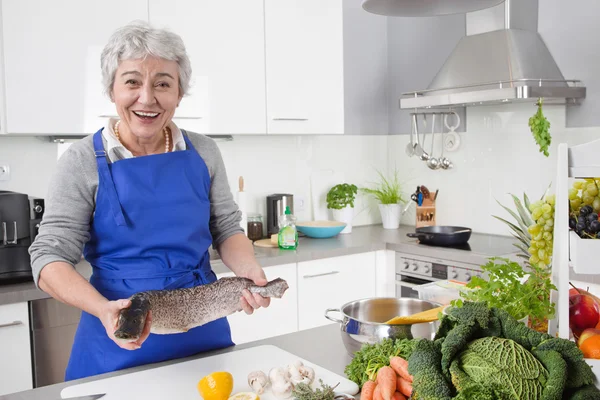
[578,328,600,348]
[569,294,600,339]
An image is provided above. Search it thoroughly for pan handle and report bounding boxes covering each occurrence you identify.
[324,308,343,324]
[406,233,419,238]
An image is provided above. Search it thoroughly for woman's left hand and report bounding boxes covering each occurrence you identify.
[239,266,271,315]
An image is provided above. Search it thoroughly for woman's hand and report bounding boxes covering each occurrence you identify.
[98,299,152,350]
[239,266,271,315]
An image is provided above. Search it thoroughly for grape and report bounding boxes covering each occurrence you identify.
[530,255,540,264]
[581,205,594,215]
[584,195,595,205]
[528,224,541,235]
[578,215,587,225]
[569,217,577,229]
[537,240,546,249]
[588,212,599,222]
[545,219,554,227]
[593,198,600,211]
[590,220,600,233]
[569,189,578,200]
[541,203,552,213]
[571,198,582,209]
[588,184,599,197]
[537,217,546,226]
[576,222,586,233]
[543,232,553,241]
[535,232,544,241]
[574,181,584,190]
[532,208,543,220]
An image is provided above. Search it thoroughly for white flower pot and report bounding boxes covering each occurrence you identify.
[332,205,354,234]
[379,203,401,230]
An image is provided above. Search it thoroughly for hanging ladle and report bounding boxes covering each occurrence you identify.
[426,114,440,170]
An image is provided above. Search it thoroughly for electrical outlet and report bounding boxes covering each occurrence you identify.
[0,164,9,181]
[295,195,306,212]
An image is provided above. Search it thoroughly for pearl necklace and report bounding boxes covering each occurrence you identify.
[114,120,171,154]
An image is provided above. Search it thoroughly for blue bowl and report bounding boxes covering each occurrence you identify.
[296,221,347,238]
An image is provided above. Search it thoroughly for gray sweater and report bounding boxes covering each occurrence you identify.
[29,131,243,287]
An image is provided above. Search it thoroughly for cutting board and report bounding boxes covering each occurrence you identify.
[60,345,359,399]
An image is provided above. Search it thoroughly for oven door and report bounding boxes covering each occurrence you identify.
[395,274,434,299]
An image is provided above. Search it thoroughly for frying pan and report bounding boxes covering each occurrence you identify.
[406,226,472,246]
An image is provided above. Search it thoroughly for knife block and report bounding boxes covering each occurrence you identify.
[416,200,436,228]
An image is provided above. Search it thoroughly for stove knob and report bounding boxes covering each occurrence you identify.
[402,262,410,270]
[465,272,472,282]
[451,270,458,279]
[423,265,431,274]
[412,263,419,271]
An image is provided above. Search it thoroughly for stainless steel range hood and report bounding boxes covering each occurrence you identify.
[395,0,586,110]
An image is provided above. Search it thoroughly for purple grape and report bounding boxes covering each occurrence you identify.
[581,205,594,215]
[570,217,577,229]
[590,220,600,233]
[588,213,599,223]
[578,216,587,225]
[576,222,587,236]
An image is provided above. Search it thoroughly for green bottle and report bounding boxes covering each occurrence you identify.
[278,206,298,250]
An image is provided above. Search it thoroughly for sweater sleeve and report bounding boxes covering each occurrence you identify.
[203,139,244,247]
[28,144,96,287]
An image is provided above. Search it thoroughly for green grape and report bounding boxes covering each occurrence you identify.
[571,198,582,209]
[545,194,556,206]
[544,225,553,232]
[583,195,594,205]
[545,218,554,227]
[588,184,599,197]
[535,233,543,241]
[530,255,540,264]
[569,189,579,200]
[542,212,552,220]
[543,232,553,241]
[537,217,546,226]
[530,240,538,248]
[537,240,546,249]
[528,224,541,235]
[574,181,584,189]
[594,197,600,212]
[541,203,552,213]
[532,208,543,219]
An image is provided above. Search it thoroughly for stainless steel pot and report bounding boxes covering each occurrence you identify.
[325,297,441,356]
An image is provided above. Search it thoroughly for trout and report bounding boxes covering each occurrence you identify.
[114,277,289,341]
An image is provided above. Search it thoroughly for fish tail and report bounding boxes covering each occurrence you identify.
[249,278,289,298]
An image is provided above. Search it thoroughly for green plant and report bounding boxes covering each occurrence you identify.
[326,183,358,210]
[529,98,552,157]
[450,258,556,327]
[360,169,405,205]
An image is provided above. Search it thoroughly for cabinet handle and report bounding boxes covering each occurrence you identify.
[303,271,339,279]
[272,117,309,121]
[0,320,23,329]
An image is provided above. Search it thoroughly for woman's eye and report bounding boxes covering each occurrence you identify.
[125,79,138,85]
[157,82,170,88]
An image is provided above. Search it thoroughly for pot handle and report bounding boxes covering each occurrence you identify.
[406,233,434,240]
[324,308,343,323]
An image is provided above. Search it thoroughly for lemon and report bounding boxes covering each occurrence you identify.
[197,371,234,400]
[229,392,260,400]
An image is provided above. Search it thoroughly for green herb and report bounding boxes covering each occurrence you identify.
[528,98,551,157]
[292,379,339,400]
[344,338,417,388]
[450,257,556,325]
[326,183,358,210]
[360,169,405,205]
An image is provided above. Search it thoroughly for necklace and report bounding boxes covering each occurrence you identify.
[114,120,170,154]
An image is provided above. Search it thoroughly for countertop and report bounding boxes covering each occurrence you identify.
[0,323,351,400]
[0,224,518,306]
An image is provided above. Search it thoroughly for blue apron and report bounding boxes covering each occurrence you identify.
[65,129,234,381]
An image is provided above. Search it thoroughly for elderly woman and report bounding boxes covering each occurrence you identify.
[29,21,269,381]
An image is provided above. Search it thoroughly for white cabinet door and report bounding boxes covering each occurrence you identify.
[265,0,344,134]
[0,302,32,395]
[375,250,396,298]
[217,263,298,345]
[149,0,266,135]
[1,0,148,135]
[298,252,376,331]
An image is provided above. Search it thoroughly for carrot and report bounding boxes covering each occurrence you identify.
[376,366,397,400]
[361,380,377,400]
[389,356,413,383]
[373,384,383,400]
[392,391,407,400]
[396,377,413,398]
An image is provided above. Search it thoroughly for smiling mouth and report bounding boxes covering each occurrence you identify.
[133,111,160,119]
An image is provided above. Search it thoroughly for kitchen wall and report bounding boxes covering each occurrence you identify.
[390,104,600,236]
[0,134,390,229]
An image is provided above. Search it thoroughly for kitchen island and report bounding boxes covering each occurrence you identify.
[0,323,351,400]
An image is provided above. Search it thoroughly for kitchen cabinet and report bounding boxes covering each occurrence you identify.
[375,249,396,298]
[0,0,148,135]
[217,263,298,345]
[297,252,376,331]
[264,0,388,135]
[0,301,32,395]
[148,0,266,135]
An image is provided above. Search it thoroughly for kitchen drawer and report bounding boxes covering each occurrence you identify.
[0,302,32,395]
[298,252,376,331]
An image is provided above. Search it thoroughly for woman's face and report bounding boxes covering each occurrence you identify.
[111,56,182,140]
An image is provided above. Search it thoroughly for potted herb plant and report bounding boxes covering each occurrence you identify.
[361,170,405,230]
[327,183,358,234]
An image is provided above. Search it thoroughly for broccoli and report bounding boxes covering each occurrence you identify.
[566,384,600,400]
[452,382,508,400]
[407,339,454,400]
[494,307,551,349]
[439,322,479,378]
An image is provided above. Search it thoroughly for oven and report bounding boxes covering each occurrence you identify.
[395,253,486,300]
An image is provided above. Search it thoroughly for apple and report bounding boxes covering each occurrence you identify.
[578,328,600,348]
[569,294,600,339]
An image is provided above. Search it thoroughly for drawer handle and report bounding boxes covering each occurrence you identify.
[0,320,23,329]
[303,271,339,279]
[272,117,309,121]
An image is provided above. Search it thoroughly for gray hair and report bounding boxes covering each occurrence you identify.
[100,20,192,97]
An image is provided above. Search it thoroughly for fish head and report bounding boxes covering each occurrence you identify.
[114,295,150,341]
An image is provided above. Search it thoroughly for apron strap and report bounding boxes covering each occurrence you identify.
[92,130,127,227]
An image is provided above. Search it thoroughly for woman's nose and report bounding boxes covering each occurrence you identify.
[138,85,156,105]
